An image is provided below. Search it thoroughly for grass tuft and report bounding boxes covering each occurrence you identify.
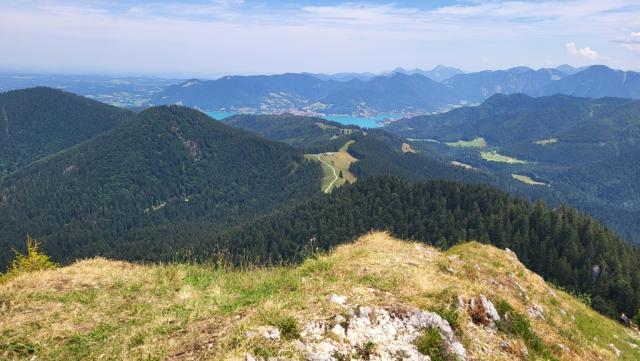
[495,299,558,360]
[415,328,447,361]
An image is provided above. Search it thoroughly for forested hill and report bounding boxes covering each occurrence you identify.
[223,113,569,217]
[225,113,509,190]
[385,93,639,146]
[0,105,321,270]
[225,113,364,151]
[0,87,131,175]
[195,177,640,318]
[383,93,640,244]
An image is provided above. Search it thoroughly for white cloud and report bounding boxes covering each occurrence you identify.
[632,32,640,37]
[565,42,599,60]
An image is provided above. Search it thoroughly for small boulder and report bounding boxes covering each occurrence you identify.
[330,323,346,339]
[329,294,347,305]
[259,326,281,341]
[468,295,500,329]
[527,304,545,320]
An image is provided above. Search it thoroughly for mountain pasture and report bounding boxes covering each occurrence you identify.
[305,140,357,193]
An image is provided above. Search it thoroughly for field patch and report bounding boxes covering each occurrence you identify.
[511,174,549,186]
[401,143,416,154]
[305,140,358,193]
[481,151,527,164]
[445,137,487,148]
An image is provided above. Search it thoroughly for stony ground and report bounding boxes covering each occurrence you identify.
[1,232,639,360]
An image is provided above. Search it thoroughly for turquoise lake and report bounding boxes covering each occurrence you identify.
[206,112,401,128]
[206,111,236,120]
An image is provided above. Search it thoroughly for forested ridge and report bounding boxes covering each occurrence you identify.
[0,87,131,175]
[196,177,640,318]
[225,113,363,151]
[385,94,640,243]
[0,105,321,269]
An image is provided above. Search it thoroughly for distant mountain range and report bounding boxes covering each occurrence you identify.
[151,65,640,116]
[1,65,637,116]
[308,65,465,82]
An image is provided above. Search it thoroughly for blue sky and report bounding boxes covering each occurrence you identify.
[1,0,639,78]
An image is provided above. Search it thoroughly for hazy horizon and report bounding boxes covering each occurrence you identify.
[1,0,639,78]
[0,63,629,80]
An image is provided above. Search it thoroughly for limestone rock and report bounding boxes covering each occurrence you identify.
[468,295,500,330]
[329,294,348,305]
[298,303,466,361]
[527,303,545,320]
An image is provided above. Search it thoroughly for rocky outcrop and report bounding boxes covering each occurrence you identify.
[466,294,500,330]
[245,296,467,361]
[297,303,466,361]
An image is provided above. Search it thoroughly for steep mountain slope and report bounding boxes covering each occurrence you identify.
[0,106,321,269]
[540,65,640,99]
[0,87,130,175]
[2,232,638,360]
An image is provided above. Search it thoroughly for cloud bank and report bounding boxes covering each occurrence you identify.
[0,0,638,76]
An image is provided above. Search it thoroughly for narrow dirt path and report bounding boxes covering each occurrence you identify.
[315,154,338,193]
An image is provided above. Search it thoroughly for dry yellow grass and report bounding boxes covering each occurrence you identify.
[481,151,527,164]
[445,137,487,148]
[511,173,549,186]
[1,233,638,360]
[401,142,416,153]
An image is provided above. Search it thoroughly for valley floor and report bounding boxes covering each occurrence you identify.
[1,233,639,360]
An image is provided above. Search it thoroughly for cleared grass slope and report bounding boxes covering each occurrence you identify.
[1,232,638,360]
[305,140,357,193]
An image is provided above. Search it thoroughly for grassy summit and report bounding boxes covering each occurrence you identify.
[1,232,638,360]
